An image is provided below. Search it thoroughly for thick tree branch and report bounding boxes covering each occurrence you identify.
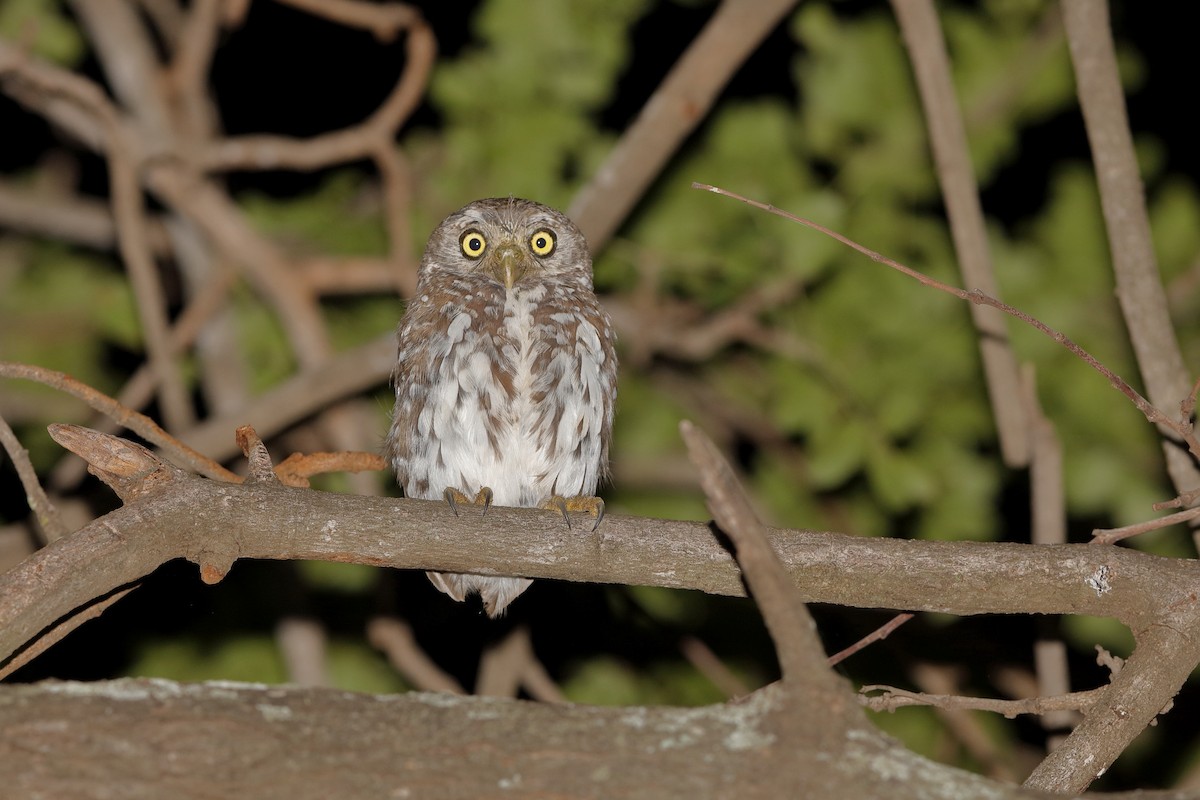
[3,424,1194,671]
[0,677,1107,800]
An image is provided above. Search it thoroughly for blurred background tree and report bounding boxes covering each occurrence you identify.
[1,0,1197,790]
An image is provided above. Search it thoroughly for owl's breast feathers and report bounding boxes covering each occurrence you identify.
[389,277,616,508]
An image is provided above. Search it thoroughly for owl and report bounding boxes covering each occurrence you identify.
[386,198,618,617]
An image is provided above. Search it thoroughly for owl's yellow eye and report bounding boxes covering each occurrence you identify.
[460,230,487,259]
[529,229,556,257]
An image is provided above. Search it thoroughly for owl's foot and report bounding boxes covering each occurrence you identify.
[541,494,605,532]
[444,486,494,516]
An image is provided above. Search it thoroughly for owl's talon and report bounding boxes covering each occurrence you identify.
[548,496,572,529]
[444,487,465,517]
[444,487,493,517]
[477,486,494,515]
[540,495,604,531]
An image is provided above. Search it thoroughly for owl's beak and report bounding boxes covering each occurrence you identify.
[488,241,532,290]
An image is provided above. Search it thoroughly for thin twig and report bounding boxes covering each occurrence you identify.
[1154,488,1200,512]
[0,585,137,680]
[199,7,433,173]
[680,636,751,698]
[691,183,1200,462]
[274,0,420,41]
[1092,506,1200,546]
[49,261,239,490]
[1017,367,1074,738]
[0,362,237,482]
[107,132,196,432]
[176,334,396,464]
[0,411,67,542]
[477,626,533,699]
[826,613,914,667]
[274,451,387,488]
[861,683,1106,718]
[166,0,223,103]
[910,663,1021,782]
[518,648,568,705]
[275,616,331,687]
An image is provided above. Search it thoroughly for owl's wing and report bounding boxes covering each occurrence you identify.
[385,313,431,483]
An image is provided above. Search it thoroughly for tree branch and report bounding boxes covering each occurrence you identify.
[0,676,1111,800]
[3,423,1193,671]
[681,421,833,686]
[891,0,1029,468]
[692,183,1200,463]
[1062,0,1200,507]
[569,0,798,249]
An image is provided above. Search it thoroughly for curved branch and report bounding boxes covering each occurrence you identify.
[0,362,237,482]
[3,425,1194,670]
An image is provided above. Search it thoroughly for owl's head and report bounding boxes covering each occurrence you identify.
[419,197,593,291]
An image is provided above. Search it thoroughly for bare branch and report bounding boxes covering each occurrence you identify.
[680,420,834,685]
[861,683,1106,719]
[5,425,1188,670]
[275,616,331,687]
[0,677,1063,800]
[0,410,67,543]
[199,7,434,173]
[691,183,1200,462]
[274,451,387,489]
[826,613,913,668]
[0,585,136,681]
[680,636,751,699]
[274,0,421,42]
[1062,0,1200,511]
[569,0,798,249]
[367,616,466,694]
[1093,506,1200,546]
[176,334,396,463]
[0,363,237,482]
[891,0,1029,467]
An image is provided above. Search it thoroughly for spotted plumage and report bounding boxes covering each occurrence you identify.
[386,198,617,617]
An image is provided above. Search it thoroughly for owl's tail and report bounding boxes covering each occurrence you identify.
[425,571,534,618]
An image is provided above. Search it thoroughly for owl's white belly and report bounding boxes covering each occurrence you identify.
[413,284,608,507]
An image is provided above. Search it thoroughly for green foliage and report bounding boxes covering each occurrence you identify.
[0,0,85,64]
[562,655,729,707]
[418,0,650,214]
[0,242,139,466]
[0,243,139,382]
[229,284,295,393]
[296,561,381,594]
[1062,615,1135,660]
[125,633,407,693]
[323,639,409,694]
[239,172,390,258]
[127,635,289,684]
